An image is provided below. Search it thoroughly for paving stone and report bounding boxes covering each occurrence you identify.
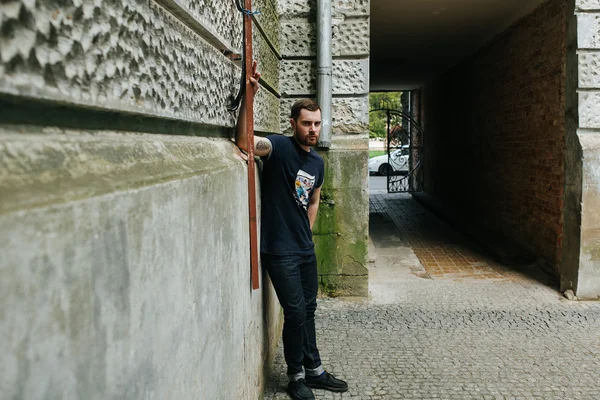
[263,193,600,400]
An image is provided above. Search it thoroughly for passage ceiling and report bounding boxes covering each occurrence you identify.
[370,0,548,91]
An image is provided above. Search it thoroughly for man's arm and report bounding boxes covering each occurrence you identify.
[235,60,272,157]
[308,186,321,230]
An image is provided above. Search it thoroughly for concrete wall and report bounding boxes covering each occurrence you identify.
[1,0,284,398]
[279,0,370,296]
[421,0,567,276]
[562,0,600,298]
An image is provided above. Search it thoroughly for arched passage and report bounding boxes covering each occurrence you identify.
[369,0,598,298]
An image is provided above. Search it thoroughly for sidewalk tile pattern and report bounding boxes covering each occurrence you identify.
[369,193,507,282]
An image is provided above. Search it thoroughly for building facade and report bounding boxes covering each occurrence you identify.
[0,0,370,398]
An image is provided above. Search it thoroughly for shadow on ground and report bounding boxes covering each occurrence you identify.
[369,193,558,289]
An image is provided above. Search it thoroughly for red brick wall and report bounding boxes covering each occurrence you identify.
[422,0,566,272]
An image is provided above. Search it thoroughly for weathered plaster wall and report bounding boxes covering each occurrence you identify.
[0,134,282,399]
[562,0,600,298]
[422,0,567,275]
[279,0,370,296]
[0,0,284,397]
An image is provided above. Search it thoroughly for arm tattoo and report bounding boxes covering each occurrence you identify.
[256,139,272,152]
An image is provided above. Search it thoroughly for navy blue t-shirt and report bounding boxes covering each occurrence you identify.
[260,135,324,255]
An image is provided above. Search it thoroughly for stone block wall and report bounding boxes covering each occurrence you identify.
[279,0,370,296]
[562,0,600,298]
[0,0,283,398]
[422,0,567,275]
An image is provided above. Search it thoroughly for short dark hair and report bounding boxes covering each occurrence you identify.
[290,99,321,121]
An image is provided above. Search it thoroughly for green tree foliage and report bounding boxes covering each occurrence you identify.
[369,92,403,139]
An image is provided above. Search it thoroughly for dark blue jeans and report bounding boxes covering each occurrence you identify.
[262,252,322,379]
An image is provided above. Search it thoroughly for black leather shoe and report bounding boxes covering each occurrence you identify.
[305,371,348,392]
[287,379,315,400]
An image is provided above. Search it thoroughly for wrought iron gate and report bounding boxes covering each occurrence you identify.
[369,108,424,193]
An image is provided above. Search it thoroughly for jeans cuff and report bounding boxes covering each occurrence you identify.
[288,370,306,382]
[305,365,325,377]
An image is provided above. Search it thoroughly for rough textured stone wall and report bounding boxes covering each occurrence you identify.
[0,0,284,397]
[422,0,566,274]
[0,0,279,131]
[562,0,600,298]
[279,0,370,296]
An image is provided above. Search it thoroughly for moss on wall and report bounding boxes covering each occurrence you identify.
[313,148,369,296]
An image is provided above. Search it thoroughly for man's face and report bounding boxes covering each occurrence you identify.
[291,109,322,148]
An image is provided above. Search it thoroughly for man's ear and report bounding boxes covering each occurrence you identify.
[289,118,295,129]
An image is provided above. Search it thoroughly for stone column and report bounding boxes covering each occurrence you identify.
[279,0,370,296]
[563,0,600,298]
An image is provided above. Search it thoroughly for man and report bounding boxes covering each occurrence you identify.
[235,61,348,400]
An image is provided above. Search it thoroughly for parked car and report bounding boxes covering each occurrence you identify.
[369,145,409,176]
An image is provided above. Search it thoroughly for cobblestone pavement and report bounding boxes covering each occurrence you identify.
[263,193,600,400]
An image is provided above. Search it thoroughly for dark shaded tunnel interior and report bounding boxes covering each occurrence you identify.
[369,0,567,282]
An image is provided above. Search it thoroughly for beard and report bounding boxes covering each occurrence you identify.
[293,127,319,147]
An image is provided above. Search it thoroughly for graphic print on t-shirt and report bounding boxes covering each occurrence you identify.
[295,169,316,210]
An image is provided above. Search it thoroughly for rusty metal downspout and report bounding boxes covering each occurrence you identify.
[317,0,333,149]
[243,0,259,290]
